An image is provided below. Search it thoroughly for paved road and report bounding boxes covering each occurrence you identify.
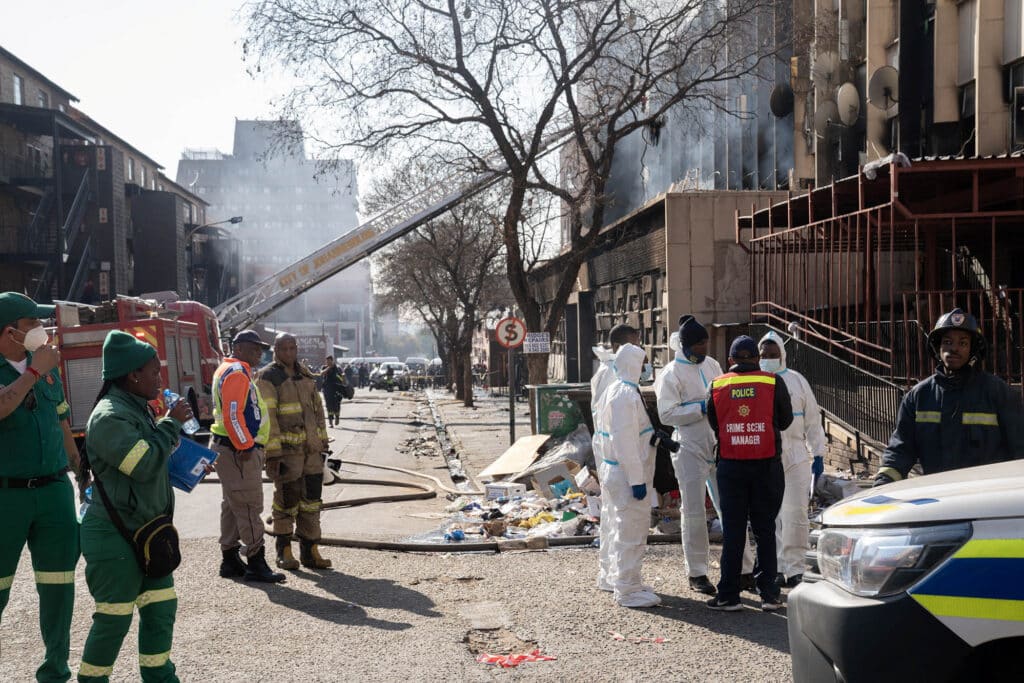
[0,388,793,681]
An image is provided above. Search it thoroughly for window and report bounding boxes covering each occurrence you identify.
[127,157,135,182]
[140,166,146,188]
[36,89,48,108]
[958,0,977,85]
[12,74,23,105]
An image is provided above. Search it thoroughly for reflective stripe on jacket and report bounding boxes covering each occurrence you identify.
[210,358,270,450]
[710,372,778,460]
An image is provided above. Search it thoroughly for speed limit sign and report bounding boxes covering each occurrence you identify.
[495,317,527,349]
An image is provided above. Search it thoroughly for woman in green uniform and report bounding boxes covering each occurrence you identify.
[77,331,192,683]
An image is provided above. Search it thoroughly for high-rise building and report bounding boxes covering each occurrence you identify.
[177,120,371,352]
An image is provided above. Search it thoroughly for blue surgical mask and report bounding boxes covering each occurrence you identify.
[759,358,782,373]
[682,345,705,364]
[640,362,653,382]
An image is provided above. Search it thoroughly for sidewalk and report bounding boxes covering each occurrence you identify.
[430,388,533,485]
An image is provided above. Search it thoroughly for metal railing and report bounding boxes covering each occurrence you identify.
[751,324,904,451]
[20,187,55,254]
[66,235,93,302]
[61,173,90,254]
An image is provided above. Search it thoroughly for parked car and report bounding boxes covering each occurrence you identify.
[368,361,410,391]
[788,459,1024,682]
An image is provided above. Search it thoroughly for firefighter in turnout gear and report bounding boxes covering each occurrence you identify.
[0,292,81,683]
[257,334,333,570]
[876,308,1024,485]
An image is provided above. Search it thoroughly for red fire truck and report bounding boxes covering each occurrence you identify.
[54,297,224,435]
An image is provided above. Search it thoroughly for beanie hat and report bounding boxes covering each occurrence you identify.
[102,330,157,380]
[729,335,759,360]
[679,317,709,348]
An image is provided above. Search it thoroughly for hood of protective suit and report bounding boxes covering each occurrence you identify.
[613,343,645,384]
[593,345,614,363]
[758,330,788,370]
[669,332,680,353]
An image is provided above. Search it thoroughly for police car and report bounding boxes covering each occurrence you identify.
[788,459,1024,682]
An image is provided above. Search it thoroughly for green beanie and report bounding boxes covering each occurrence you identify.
[102,330,157,380]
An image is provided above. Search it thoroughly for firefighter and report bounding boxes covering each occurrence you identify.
[705,335,793,612]
[0,292,81,683]
[319,356,347,427]
[875,308,1024,485]
[78,330,192,681]
[257,334,333,570]
[209,330,284,583]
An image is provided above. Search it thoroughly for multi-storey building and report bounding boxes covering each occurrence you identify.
[177,120,370,349]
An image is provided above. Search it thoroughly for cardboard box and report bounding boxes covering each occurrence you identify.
[574,467,600,495]
[485,482,527,500]
[531,461,582,500]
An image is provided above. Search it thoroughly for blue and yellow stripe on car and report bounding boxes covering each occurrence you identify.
[908,538,1024,643]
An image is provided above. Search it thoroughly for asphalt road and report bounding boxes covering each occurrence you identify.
[0,389,793,682]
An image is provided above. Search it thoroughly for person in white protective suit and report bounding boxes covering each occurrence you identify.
[591,324,640,407]
[655,317,754,595]
[758,330,827,588]
[593,343,660,608]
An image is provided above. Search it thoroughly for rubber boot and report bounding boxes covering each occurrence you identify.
[220,547,247,578]
[275,537,300,570]
[244,547,286,583]
[300,540,333,569]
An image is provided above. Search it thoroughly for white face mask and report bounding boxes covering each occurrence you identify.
[759,358,782,374]
[16,326,49,353]
[640,362,653,382]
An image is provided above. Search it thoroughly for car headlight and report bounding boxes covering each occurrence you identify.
[817,522,971,597]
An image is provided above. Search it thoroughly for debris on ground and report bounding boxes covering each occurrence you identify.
[608,631,671,644]
[475,649,558,668]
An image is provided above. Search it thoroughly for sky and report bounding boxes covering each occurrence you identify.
[0,0,293,181]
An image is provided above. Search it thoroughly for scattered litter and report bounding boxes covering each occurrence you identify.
[608,631,671,644]
[476,649,557,668]
[444,529,466,542]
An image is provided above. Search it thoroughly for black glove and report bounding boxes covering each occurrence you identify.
[873,472,895,487]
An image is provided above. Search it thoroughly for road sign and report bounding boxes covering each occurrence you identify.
[495,317,527,349]
[523,332,551,354]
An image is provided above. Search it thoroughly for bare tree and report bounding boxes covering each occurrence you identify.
[245,0,778,382]
[367,162,505,407]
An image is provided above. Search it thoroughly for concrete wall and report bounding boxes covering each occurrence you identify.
[663,191,787,362]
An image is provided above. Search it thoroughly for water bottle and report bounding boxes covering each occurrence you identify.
[78,485,92,523]
[163,389,201,434]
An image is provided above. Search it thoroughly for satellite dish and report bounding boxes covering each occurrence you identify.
[769,84,795,118]
[868,66,899,109]
[814,100,840,134]
[836,82,861,126]
[812,51,840,89]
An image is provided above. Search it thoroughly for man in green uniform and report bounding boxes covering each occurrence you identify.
[78,330,192,682]
[0,292,82,683]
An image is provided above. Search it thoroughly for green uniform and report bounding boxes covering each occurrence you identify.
[78,385,181,683]
[0,353,77,683]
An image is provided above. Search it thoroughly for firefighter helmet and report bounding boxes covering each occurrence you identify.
[927,308,986,362]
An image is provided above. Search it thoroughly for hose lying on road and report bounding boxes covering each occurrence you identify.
[312,532,683,554]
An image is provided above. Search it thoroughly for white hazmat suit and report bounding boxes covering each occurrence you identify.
[593,343,659,608]
[590,346,615,407]
[758,330,827,581]
[654,350,754,579]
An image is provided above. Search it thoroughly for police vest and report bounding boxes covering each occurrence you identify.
[710,371,777,460]
[211,359,270,446]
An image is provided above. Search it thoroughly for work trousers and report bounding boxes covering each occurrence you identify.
[776,454,812,580]
[267,447,324,541]
[0,477,78,683]
[212,442,266,558]
[78,515,177,683]
[670,448,754,578]
[715,457,785,603]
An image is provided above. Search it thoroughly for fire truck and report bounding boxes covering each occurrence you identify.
[54,297,224,435]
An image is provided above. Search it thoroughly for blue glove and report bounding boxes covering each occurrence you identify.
[812,456,824,479]
[631,484,647,500]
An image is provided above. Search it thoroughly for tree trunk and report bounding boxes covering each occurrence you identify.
[462,349,474,408]
[526,352,549,386]
[453,351,467,401]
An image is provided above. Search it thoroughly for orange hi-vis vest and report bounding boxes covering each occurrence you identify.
[710,371,778,460]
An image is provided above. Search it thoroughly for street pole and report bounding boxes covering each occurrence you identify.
[508,346,515,445]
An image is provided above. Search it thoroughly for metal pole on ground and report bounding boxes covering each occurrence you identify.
[508,346,515,445]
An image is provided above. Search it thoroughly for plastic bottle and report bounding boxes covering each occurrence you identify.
[163,389,200,434]
[78,485,92,523]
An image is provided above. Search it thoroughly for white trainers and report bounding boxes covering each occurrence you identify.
[617,590,661,608]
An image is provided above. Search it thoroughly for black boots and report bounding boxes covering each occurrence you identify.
[244,546,287,583]
[220,547,247,578]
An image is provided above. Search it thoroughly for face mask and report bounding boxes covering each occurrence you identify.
[682,346,705,364]
[640,362,653,382]
[15,326,49,353]
[759,359,782,373]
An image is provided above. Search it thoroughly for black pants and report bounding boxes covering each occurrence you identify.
[715,457,785,602]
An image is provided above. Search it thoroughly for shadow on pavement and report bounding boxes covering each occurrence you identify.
[247,579,414,631]
[648,593,791,654]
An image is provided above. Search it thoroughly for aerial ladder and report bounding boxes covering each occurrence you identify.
[214,123,574,333]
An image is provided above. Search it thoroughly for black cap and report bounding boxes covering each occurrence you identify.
[729,335,759,360]
[231,329,270,349]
